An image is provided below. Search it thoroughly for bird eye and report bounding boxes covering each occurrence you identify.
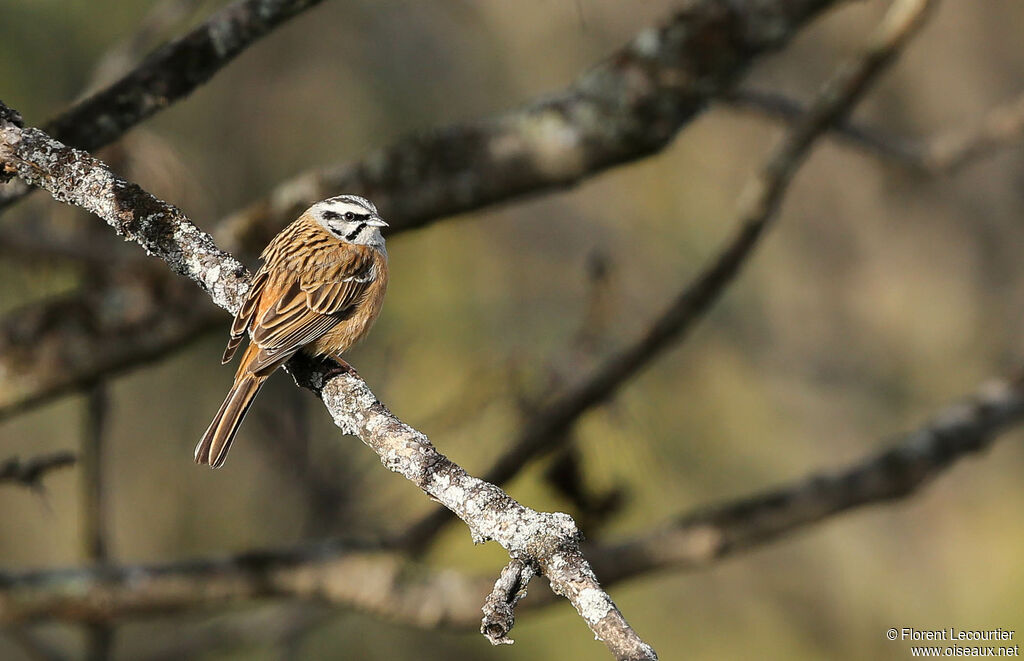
[344,212,355,220]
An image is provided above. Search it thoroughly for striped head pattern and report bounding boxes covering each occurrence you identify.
[310,195,388,247]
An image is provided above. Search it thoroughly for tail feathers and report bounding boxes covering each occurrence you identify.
[194,374,266,468]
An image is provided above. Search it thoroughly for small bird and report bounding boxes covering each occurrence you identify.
[194,195,389,468]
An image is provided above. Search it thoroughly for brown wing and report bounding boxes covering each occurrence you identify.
[243,249,377,375]
[300,252,376,314]
[222,269,270,364]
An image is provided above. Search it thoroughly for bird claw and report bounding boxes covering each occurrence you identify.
[323,357,358,380]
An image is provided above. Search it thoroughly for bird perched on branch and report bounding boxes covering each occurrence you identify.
[195,195,389,468]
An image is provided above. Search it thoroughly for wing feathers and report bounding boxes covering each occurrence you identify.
[223,270,269,363]
[222,246,378,372]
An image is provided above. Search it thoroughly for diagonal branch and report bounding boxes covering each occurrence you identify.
[0,105,657,660]
[592,369,1024,581]
[0,0,842,434]
[0,452,76,490]
[399,0,940,552]
[727,87,1024,173]
[217,0,843,252]
[1,364,1019,628]
[0,0,326,211]
[0,274,221,424]
[0,1,935,653]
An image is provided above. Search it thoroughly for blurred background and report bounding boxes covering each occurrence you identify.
[1,0,1023,659]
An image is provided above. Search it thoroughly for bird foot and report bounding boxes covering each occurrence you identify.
[323,356,359,380]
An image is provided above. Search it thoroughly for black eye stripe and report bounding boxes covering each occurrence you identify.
[322,211,341,220]
[344,222,367,241]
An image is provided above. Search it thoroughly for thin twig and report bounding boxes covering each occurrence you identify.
[592,370,1024,580]
[0,0,326,211]
[2,627,67,661]
[399,0,939,553]
[481,560,536,646]
[0,0,954,424]
[84,0,207,95]
[1,366,1020,629]
[0,453,76,491]
[0,102,658,660]
[727,87,1024,174]
[81,384,113,661]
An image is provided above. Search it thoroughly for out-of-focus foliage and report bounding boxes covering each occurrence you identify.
[1,1,1023,659]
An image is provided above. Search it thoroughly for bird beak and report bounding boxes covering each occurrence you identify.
[366,216,388,228]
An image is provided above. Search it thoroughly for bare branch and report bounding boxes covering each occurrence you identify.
[727,87,1024,173]
[0,0,943,653]
[84,0,208,94]
[81,383,114,661]
[0,223,141,267]
[0,542,486,626]
[0,106,657,659]
[5,0,982,426]
[217,0,844,253]
[592,370,1024,581]
[0,276,220,424]
[135,605,331,661]
[0,453,76,490]
[481,560,535,646]
[81,385,111,563]
[0,0,326,210]
[400,0,939,552]
[1,366,1020,631]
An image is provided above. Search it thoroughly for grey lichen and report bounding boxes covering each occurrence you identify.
[1,98,657,659]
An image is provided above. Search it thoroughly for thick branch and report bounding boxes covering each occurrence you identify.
[218,0,842,252]
[0,0,840,454]
[0,105,656,659]
[0,0,326,210]
[400,0,939,551]
[1,367,1020,627]
[0,1,939,654]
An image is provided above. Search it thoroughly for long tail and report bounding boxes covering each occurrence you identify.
[194,372,267,468]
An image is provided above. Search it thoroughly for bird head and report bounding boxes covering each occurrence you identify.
[310,195,387,246]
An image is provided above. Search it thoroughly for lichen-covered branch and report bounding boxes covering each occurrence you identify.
[1,366,1020,629]
[0,1,942,654]
[0,0,880,425]
[481,559,536,645]
[400,0,939,552]
[0,103,656,660]
[287,362,659,660]
[0,0,841,424]
[0,0,326,210]
[727,87,1024,173]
